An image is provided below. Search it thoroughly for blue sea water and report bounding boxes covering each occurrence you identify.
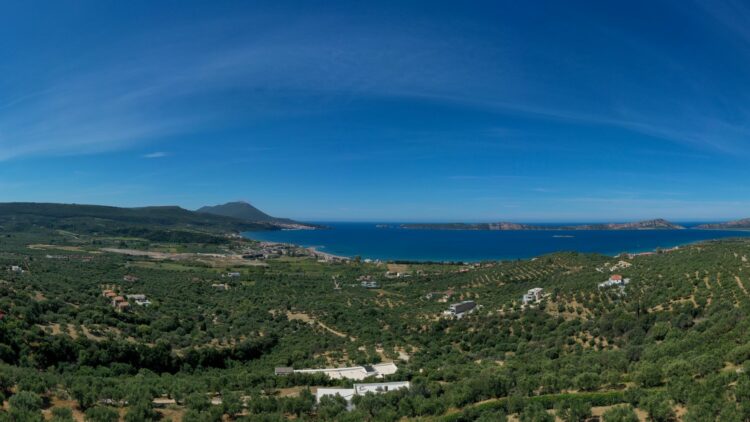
[243,222,750,262]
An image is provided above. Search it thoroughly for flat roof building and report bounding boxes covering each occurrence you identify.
[444,300,477,319]
[316,381,411,409]
[290,362,398,381]
[275,367,294,376]
[522,288,544,304]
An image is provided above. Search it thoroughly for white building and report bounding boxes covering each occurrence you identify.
[598,274,630,289]
[293,362,398,381]
[316,387,356,404]
[316,381,411,409]
[522,288,544,304]
[354,381,410,396]
[126,294,151,306]
[443,300,477,319]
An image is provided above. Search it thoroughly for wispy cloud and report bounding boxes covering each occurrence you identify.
[143,152,168,159]
[2,3,750,162]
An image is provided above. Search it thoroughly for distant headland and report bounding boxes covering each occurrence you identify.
[400,218,685,231]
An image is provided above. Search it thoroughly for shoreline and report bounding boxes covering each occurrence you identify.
[306,246,350,262]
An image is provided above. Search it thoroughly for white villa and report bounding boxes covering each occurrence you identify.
[522,287,544,304]
[599,274,630,289]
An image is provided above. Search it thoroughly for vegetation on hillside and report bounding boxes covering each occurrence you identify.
[1,214,750,420]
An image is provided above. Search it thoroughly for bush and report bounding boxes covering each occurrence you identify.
[640,392,674,422]
[602,404,639,422]
[9,391,43,413]
[84,406,119,422]
[51,407,75,422]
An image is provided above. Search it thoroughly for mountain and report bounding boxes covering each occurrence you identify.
[567,218,685,230]
[401,218,685,230]
[197,201,279,222]
[695,218,750,230]
[197,201,315,228]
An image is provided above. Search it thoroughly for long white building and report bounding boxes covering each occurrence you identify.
[316,381,411,408]
[290,362,398,381]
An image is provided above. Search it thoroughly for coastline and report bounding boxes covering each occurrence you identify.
[306,246,350,261]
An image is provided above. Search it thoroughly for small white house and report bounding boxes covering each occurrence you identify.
[522,288,544,304]
[598,274,630,289]
[126,294,151,306]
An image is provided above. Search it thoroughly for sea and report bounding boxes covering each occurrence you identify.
[243,222,750,262]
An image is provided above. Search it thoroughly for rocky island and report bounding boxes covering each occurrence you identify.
[401,218,685,230]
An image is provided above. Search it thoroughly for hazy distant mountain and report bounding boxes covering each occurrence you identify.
[695,218,750,230]
[401,218,685,230]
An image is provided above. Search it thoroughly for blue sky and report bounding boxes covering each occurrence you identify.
[2,0,750,222]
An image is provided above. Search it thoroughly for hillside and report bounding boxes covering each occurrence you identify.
[402,218,685,230]
[0,202,275,242]
[5,215,750,421]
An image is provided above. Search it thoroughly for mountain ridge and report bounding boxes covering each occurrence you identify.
[401,218,685,230]
[695,218,750,230]
[0,202,278,240]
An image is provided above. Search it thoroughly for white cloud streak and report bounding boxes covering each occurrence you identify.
[1,5,749,161]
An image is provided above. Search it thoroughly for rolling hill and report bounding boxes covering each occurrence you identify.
[0,202,276,242]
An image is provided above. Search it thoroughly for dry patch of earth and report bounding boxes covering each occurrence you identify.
[285,311,355,341]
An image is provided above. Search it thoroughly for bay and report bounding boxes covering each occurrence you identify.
[243,222,750,262]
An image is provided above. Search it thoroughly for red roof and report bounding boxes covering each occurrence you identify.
[610,274,623,280]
